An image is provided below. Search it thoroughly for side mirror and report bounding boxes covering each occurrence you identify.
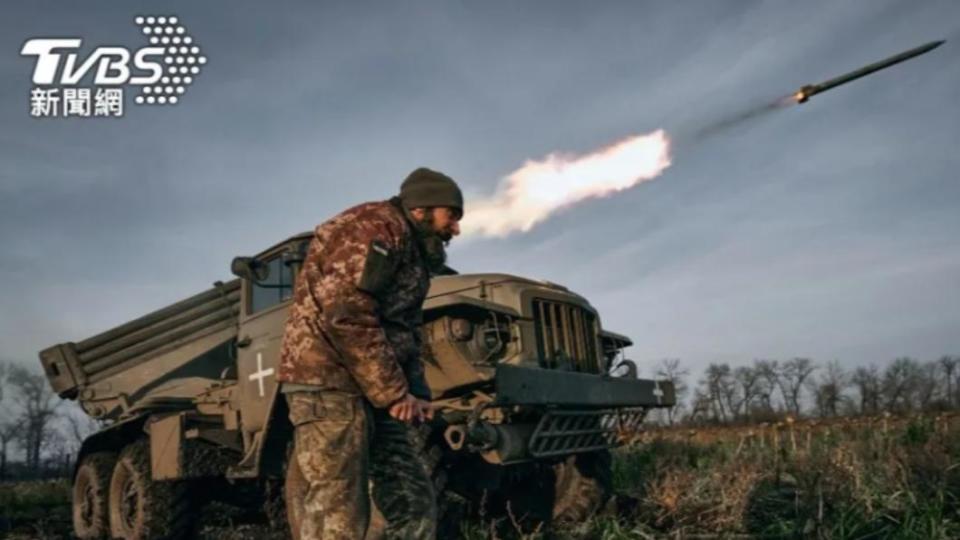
[231,256,270,282]
[609,358,639,379]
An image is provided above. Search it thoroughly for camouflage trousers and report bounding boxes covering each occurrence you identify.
[286,390,437,540]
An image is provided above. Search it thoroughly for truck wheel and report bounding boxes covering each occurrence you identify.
[108,440,196,539]
[551,450,613,523]
[73,451,116,539]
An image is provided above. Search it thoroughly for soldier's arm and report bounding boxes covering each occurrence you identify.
[405,332,431,400]
[315,220,409,408]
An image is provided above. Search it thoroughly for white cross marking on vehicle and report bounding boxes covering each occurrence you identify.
[653,380,664,405]
[248,352,274,398]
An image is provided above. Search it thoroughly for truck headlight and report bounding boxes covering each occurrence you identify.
[450,318,473,341]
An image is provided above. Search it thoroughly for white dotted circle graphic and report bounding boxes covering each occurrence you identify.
[172,37,181,44]
[180,46,189,54]
[158,96,167,104]
[150,37,159,44]
[177,27,185,34]
[186,57,195,64]
[143,87,152,94]
[184,76,192,84]
[198,56,207,65]
[165,86,173,94]
[143,27,152,35]
[169,16,178,24]
[190,66,199,74]
[164,57,173,64]
[135,95,145,104]
[184,36,192,44]
[146,16,155,24]
[165,27,174,35]
[172,76,181,84]
[161,76,170,84]
[135,16,145,25]
[158,16,167,24]
[146,96,156,104]
[169,96,178,104]
[176,86,185,94]
[180,66,190,74]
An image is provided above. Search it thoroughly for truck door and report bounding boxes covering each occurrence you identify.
[235,254,294,435]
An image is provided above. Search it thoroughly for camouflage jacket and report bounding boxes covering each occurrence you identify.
[277,200,432,407]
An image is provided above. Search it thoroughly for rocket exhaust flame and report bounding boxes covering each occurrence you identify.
[461,130,672,238]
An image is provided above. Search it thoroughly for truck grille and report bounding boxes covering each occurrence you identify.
[532,299,601,373]
[528,408,646,458]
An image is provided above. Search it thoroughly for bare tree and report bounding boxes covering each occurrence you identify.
[0,420,20,481]
[939,356,957,407]
[655,358,689,426]
[780,358,817,416]
[808,360,849,417]
[881,357,924,412]
[851,365,881,415]
[754,359,783,412]
[916,361,941,410]
[687,388,714,424]
[0,361,18,480]
[8,364,60,474]
[733,366,763,421]
[64,405,105,450]
[700,363,738,423]
[0,361,8,402]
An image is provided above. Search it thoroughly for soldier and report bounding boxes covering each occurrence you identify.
[277,167,463,539]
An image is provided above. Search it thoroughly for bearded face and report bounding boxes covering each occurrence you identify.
[412,212,449,273]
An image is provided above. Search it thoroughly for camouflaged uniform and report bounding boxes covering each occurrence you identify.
[278,200,436,540]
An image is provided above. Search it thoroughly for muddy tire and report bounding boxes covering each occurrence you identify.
[107,440,196,539]
[551,450,613,523]
[73,451,116,539]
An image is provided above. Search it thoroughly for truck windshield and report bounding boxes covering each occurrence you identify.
[250,256,293,314]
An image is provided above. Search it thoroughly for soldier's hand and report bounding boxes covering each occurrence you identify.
[416,399,434,422]
[388,393,419,423]
[389,394,434,423]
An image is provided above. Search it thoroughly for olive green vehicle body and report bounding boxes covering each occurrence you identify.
[39,231,674,484]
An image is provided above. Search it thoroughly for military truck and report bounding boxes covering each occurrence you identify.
[39,231,674,539]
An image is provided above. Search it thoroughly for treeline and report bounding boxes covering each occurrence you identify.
[647,355,960,426]
[0,362,97,481]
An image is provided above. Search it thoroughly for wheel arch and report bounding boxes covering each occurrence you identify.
[75,415,149,477]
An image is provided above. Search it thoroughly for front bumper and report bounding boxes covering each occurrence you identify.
[493,364,676,408]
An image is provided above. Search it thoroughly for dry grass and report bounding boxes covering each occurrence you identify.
[4,413,959,538]
[599,412,960,538]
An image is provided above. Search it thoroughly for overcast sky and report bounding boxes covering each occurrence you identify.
[2,0,958,377]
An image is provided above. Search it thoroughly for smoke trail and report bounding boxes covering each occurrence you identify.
[461,130,672,238]
[690,95,796,141]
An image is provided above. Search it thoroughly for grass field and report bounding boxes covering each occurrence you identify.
[2,413,958,539]
[464,412,960,538]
